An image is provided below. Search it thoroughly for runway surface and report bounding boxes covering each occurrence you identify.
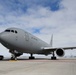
[0,58,76,75]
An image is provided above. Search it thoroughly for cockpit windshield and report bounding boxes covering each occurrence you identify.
[5,30,18,33]
[5,30,10,32]
[11,30,14,33]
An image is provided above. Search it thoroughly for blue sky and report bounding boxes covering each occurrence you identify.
[0,0,62,33]
[0,0,76,57]
[0,0,60,16]
[0,0,61,13]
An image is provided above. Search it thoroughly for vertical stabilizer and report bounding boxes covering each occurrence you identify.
[50,34,53,47]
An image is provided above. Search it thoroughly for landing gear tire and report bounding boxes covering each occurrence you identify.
[29,54,35,59]
[11,54,17,60]
[51,51,57,60]
[0,55,4,60]
[11,57,16,60]
[29,57,35,59]
[51,57,56,60]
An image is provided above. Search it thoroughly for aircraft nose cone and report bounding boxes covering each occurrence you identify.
[0,33,9,42]
[0,33,5,42]
[0,33,1,42]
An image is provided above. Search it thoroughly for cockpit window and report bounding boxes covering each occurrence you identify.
[15,30,17,33]
[5,29,18,34]
[5,30,10,32]
[11,30,14,33]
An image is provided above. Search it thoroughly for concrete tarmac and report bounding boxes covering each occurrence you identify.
[0,58,76,75]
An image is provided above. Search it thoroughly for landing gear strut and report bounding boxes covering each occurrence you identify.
[10,50,22,60]
[29,54,35,59]
[51,51,57,60]
[11,54,17,60]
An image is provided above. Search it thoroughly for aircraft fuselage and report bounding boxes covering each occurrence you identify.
[0,28,51,55]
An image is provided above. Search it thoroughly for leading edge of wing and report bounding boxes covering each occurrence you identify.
[43,46,76,51]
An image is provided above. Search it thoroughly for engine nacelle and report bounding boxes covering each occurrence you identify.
[56,48,65,57]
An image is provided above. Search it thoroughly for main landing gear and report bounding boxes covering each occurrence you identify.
[0,55,4,60]
[29,54,35,59]
[51,51,57,60]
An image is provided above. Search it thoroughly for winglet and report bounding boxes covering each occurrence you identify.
[50,34,53,47]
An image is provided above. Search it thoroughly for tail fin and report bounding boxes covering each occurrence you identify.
[50,34,53,47]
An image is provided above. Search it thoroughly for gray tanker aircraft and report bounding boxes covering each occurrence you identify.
[0,27,76,60]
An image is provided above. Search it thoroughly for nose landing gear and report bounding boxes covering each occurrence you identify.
[10,50,22,60]
[11,54,17,60]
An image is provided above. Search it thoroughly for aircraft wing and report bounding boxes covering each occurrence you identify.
[42,46,76,56]
[43,46,76,52]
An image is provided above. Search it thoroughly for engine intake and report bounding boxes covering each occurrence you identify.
[56,48,65,57]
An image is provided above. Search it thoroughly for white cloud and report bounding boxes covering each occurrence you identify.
[0,0,76,57]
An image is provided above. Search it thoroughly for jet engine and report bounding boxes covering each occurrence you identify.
[56,48,65,57]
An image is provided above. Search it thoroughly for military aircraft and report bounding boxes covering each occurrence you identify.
[0,27,76,60]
